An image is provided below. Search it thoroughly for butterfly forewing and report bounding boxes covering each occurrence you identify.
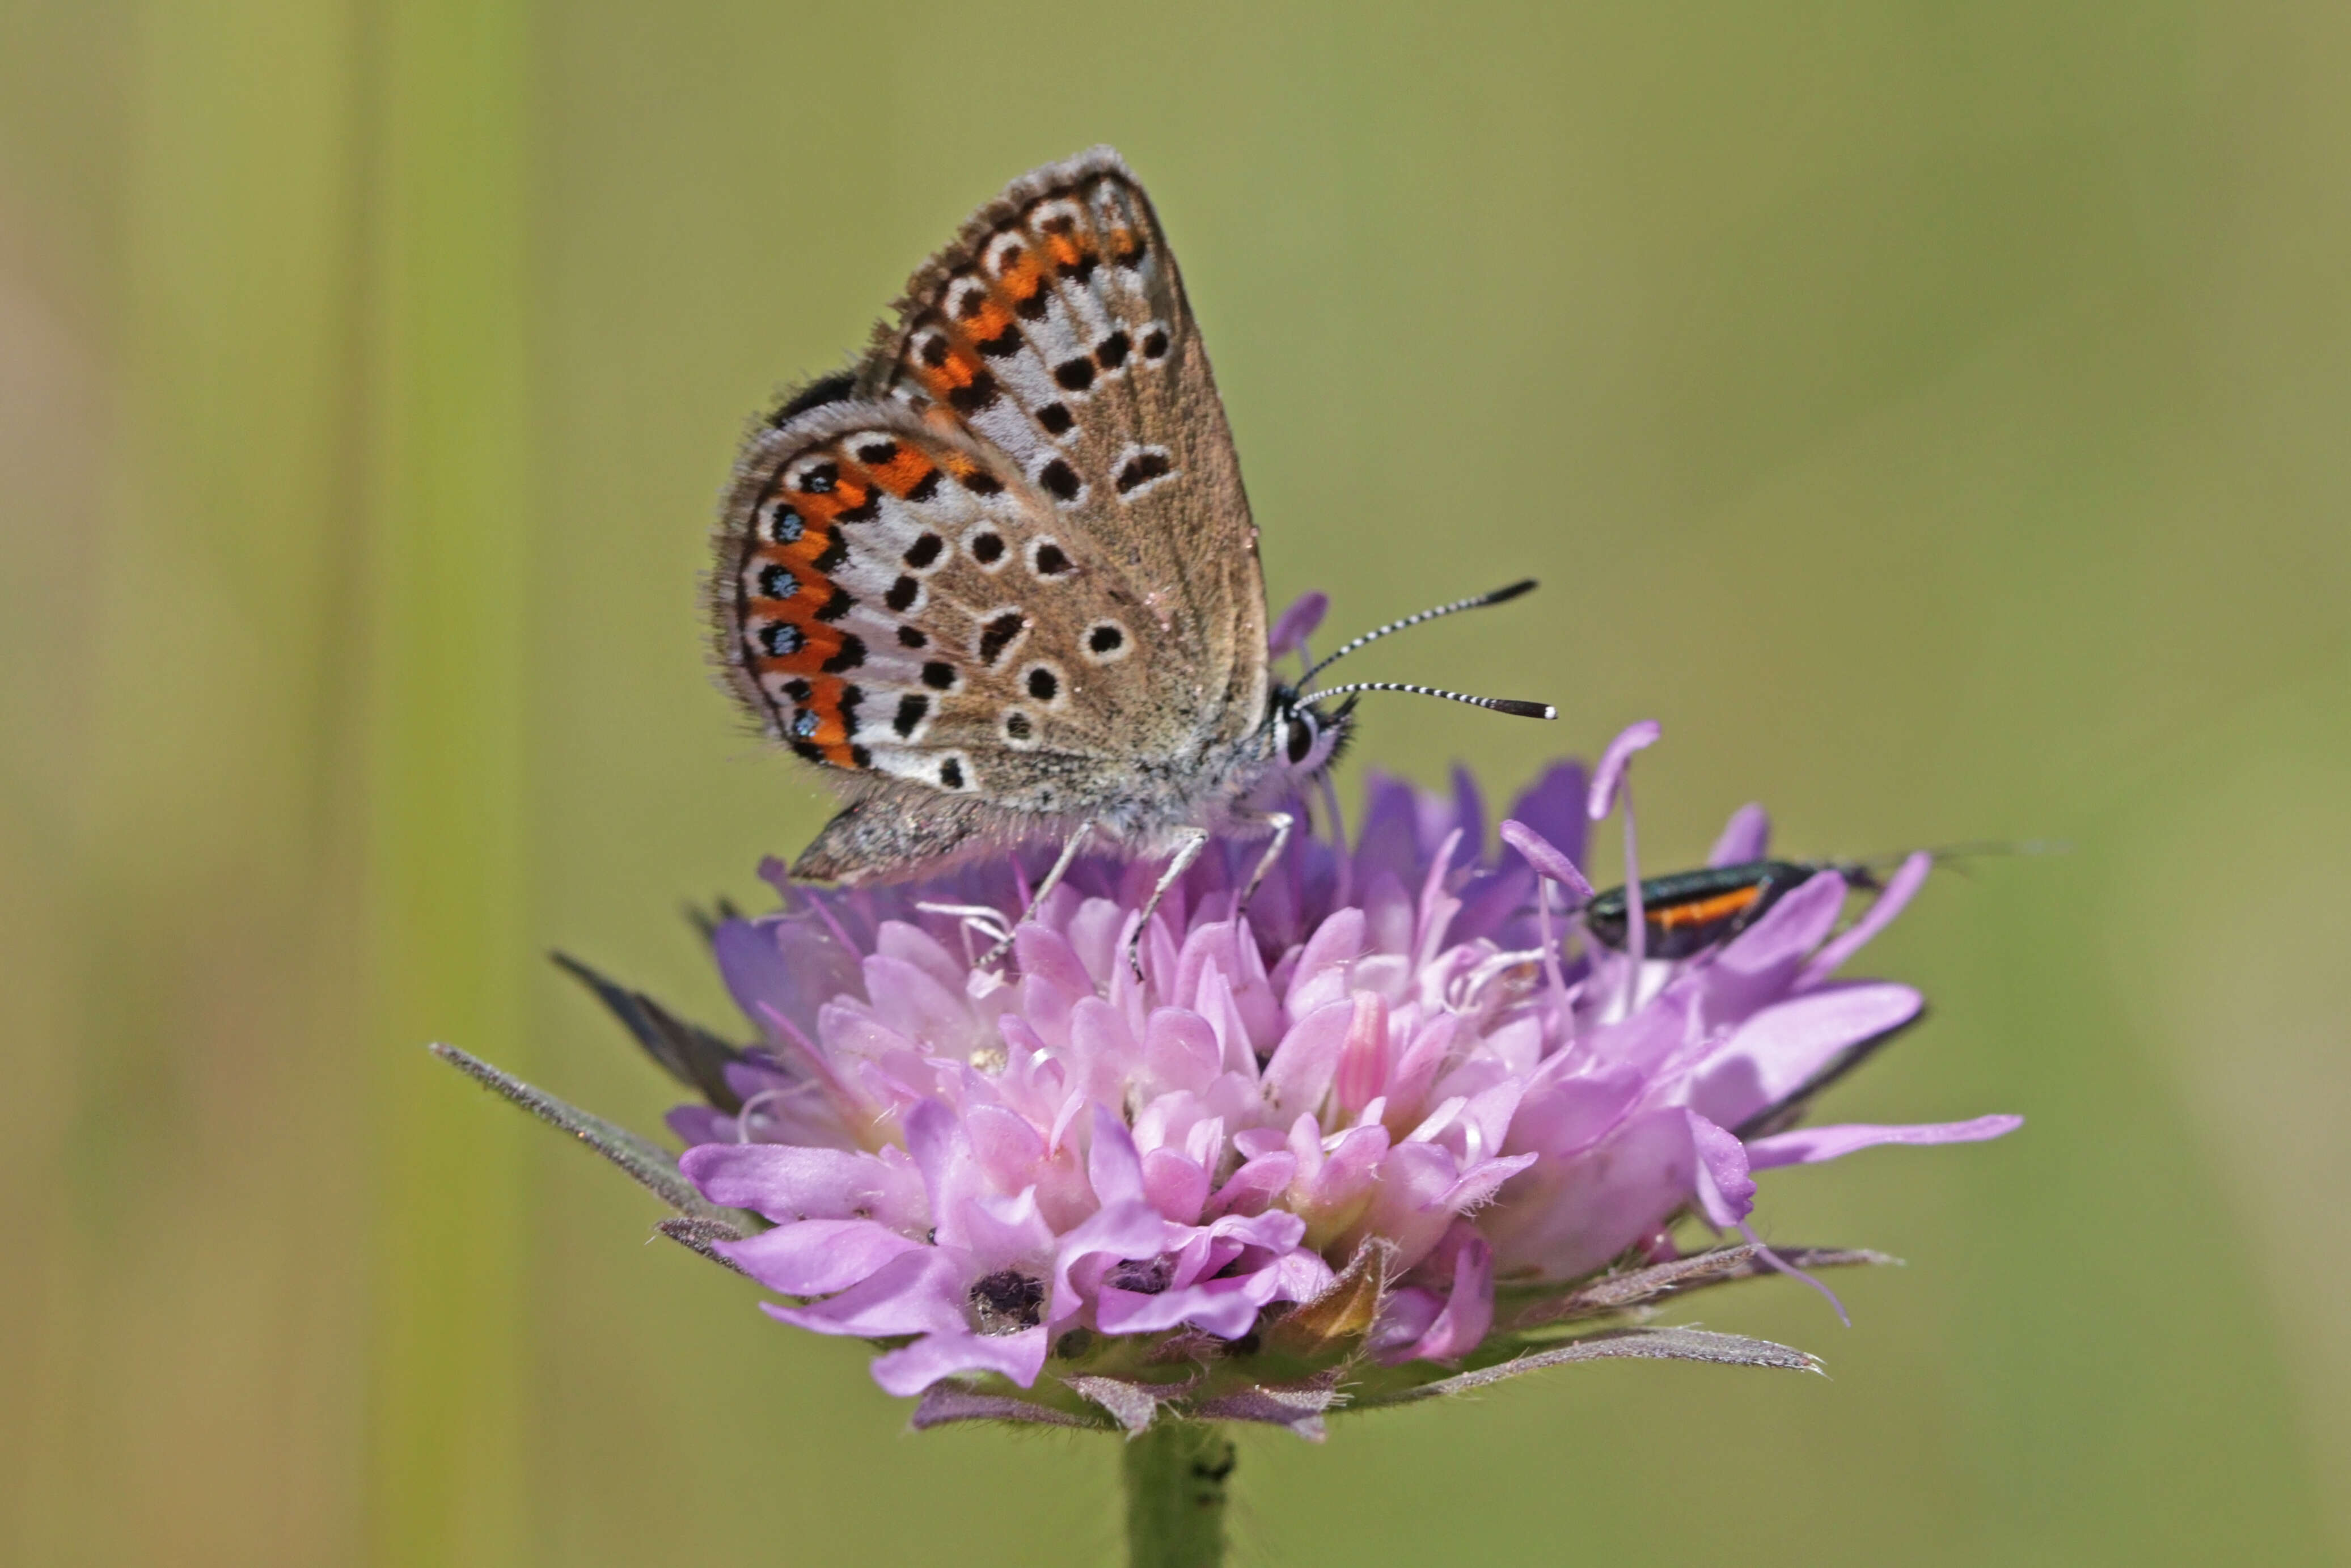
[866,149,1267,749]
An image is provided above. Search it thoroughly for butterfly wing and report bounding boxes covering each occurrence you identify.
[861,147,1267,743]
[711,149,1269,881]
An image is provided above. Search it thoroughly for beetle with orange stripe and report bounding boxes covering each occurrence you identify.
[1582,860,1879,960]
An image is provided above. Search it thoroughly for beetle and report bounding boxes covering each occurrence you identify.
[1583,859,1881,960]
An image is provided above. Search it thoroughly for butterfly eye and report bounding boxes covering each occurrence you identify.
[1285,709,1318,766]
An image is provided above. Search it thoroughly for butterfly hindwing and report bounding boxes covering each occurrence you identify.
[715,400,1172,812]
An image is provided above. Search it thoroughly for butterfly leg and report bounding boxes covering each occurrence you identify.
[1128,826,1212,982]
[1233,809,1293,924]
[980,822,1094,969]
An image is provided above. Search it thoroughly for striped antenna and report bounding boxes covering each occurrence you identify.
[1301,680,1555,720]
[1300,580,1538,683]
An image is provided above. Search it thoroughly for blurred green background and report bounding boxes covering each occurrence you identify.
[5,2,2348,1563]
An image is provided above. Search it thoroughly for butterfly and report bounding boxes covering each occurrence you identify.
[709,147,1553,968]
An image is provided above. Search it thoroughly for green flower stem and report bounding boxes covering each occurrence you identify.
[1122,1422,1236,1568]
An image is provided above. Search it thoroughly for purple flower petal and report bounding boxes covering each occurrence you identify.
[1686,1111,1755,1228]
[1267,590,1330,658]
[678,1143,927,1227]
[1398,1235,1494,1361]
[1698,869,1850,1021]
[1332,993,1390,1118]
[1449,765,1487,866]
[1051,1199,1173,1318]
[718,1219,925,1295]
[1368,1286,1441,1362]
[1708,803,1771,867]
[1587,720,1662,821]
[1798,849,1933,988]
[1507,762,1588,871]
[1261,999,1356,1121]
[1206,1152,1296,1218]
[714,915,862,1043]
[1142,1146,1211,1224]
[1088,1105,1148,1207]
[1685,982,1925,1132]
[1500,819,1596,903]
[763,1247,968,1338]
[1745,1114,2024,1170]
[870,1324,1050,1397]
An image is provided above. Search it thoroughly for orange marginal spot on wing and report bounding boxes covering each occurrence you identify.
[751,544,826,593]
[750,669,859,766]
[771,521,835,571]
[1650,885,1765,933]
[1042,225,1094,273]
[860,445,939,498]
[959,297,1015,345]
[1103,223,1144,264]
[996,247,1046,307]
[751,615,851,678]
[788,476,866,531]
[916,348,980,403]
[801,676,858,759]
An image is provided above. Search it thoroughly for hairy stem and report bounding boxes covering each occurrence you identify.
[1122,1421,1236,1567]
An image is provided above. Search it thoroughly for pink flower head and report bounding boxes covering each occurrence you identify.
[451,727,2018,1437]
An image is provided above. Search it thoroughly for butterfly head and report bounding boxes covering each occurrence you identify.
[1261,581,1558,801]
[1267,685,1355,784]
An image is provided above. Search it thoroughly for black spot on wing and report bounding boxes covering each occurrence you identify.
[978,612,1026,667]
[1116,451,1173,494]
[821,633,865,673]
[948,372,1000,415]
